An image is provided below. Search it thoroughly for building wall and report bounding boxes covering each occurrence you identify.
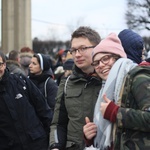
[1,0,32,54]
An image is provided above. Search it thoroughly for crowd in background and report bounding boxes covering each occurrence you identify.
[4,33,150,82]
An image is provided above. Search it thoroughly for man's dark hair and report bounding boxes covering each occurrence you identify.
[0,50,6,63]
[71,26,101,46]
[8,50,19,60]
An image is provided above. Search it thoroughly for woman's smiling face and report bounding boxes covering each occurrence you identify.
[92,53,119,80]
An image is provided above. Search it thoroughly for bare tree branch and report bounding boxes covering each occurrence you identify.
[126,0,150,31]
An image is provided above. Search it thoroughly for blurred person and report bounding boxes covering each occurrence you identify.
[63,58,74,78]
[142,48,148,60]
[54,49,67,85]
[61,51,74,78]
[147,50,150,59]
[139,51,150,66]
[0,50,52,150]
[29,53,58,112]
[54,49,67,68]
[54,65,64,85]
[54,51,74,84]
[6,50,26,75]
[20,47,34,76]
[49,26,102,150]
[83,33,150,150]
[146,50,150,63]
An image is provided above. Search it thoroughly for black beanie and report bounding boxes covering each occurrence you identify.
[37,53,52,71]
[63,59,74,70]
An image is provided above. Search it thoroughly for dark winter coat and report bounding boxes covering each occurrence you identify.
[0,70,52,150]
[28,69,58,112]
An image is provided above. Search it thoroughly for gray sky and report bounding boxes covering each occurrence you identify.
[32,0,128,41]
[0,0,128,43]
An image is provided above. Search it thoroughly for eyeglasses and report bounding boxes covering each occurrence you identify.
[91,54,119,67]
[70,46,95,55]
[0,62,4,69]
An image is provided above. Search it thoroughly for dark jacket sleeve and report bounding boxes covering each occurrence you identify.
[50,79,69,149]
[24,76,53,133]
[47,78,58,110]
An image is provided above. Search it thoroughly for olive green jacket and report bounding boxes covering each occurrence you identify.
[50,65,101,150]
[114,66,150,150]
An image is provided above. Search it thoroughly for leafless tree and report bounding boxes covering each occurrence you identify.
[126,0,150,31]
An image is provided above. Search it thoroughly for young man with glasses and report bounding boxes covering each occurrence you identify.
[0,51,52,150]
[50,26,102,150]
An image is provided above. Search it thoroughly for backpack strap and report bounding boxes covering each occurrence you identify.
[64,75,71,95]
[44,77,50,98]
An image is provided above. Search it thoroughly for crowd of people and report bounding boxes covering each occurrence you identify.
[0,26,149,150]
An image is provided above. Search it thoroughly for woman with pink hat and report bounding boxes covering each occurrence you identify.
[83,33,150,150]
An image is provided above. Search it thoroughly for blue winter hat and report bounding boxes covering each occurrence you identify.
[118,29,144,64]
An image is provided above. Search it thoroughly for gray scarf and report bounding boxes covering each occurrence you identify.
[93,58,137,149]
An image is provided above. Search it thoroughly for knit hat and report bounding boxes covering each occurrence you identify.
[63,59,74,70]
[92,33,127,59]
[118,29,144,64]
[58,49,65,56]
[37,53,52,71]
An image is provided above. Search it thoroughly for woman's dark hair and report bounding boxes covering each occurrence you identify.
[33,53,41,65]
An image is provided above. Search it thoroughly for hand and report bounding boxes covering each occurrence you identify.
[100,94,111,117]
[83,117,97,140]
[64,70,72,77]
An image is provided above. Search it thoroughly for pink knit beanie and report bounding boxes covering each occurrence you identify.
[92,33,127,59]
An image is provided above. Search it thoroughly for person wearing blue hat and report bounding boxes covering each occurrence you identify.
[118,29,144,64]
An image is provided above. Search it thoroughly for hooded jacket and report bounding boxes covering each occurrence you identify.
[0,70,52,150]
[118,29,144,64]
[29,68,58,112]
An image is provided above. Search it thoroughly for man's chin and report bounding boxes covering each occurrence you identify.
[76,63,83,67]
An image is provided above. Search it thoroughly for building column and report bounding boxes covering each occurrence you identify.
[1,0,32,54]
